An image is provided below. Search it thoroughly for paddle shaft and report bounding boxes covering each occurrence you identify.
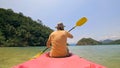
[68,26,76,32]
[42,47,49,53]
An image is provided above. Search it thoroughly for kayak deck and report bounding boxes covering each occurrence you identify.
[12,53,106,68]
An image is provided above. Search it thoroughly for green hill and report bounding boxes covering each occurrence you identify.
[76,38,101,45]
[108,39,120,45]
[0,8,53,47]
[76,37,120,45]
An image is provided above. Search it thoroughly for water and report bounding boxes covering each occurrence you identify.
[68,45,120,68]
[0,45,120,68]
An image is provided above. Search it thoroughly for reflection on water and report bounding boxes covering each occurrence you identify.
[68,45,120,68]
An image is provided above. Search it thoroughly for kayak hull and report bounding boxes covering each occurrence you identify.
[12,53,106,68]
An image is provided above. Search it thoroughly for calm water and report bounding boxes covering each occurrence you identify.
[0,45,120,68]
[68,45,120,68]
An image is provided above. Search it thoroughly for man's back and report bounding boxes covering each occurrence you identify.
[47,30,73,57]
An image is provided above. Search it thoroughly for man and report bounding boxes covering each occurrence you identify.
[46,22,73,58]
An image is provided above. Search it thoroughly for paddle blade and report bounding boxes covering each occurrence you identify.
[30,48,48,60]
[76,17,87,26]
[30,52,43,60]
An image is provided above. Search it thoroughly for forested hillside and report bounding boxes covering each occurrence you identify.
[76,38,120,45]
[0,8,53,47]
[76,38,102,45]
[108,39,120,45]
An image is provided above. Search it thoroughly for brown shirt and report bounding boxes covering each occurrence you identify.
[47,30,73,57]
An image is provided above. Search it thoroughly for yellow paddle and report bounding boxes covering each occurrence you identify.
[30,17,87,59]
[30,48,48,60]
[68,17,87,32]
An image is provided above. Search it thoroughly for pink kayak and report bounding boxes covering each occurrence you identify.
[12,53,106,68]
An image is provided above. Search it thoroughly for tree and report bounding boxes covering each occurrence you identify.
[0,31,5,46]
[0,8,53,47]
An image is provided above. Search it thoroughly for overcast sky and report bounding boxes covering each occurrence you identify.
[0,0,120,43]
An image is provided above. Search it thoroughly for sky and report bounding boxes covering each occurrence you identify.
[0,0,120,44]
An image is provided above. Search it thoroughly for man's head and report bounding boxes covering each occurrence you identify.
[55,22,65,30]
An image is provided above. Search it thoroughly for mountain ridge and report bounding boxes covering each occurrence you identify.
[76,38,120,45]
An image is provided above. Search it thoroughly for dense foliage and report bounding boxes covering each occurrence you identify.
[0,8,53,47]
[76,38,102,45]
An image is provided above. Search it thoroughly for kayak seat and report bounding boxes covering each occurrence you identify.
[45,52,73,58]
